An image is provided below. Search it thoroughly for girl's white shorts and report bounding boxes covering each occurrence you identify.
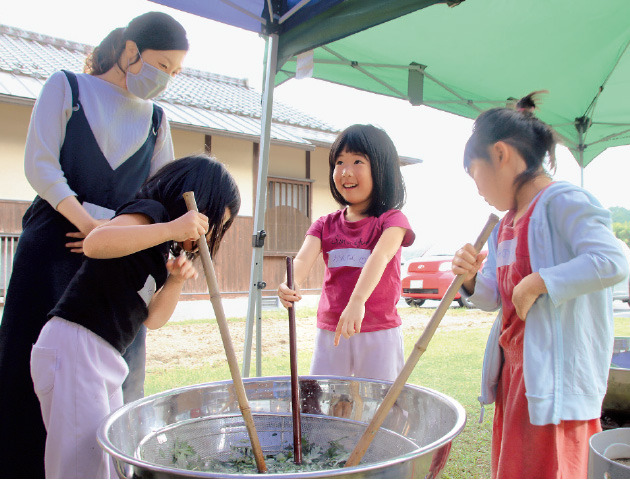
[309,326,404,381]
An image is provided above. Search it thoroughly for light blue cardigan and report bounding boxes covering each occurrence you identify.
[467,181,629,426]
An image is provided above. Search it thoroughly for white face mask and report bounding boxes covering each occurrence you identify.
[126,52,171,100]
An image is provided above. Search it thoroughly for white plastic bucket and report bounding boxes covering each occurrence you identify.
[588,428,630,478]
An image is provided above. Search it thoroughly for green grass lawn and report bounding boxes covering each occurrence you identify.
[144,310,630,479]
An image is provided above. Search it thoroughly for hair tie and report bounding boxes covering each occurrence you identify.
[517,106,536,117]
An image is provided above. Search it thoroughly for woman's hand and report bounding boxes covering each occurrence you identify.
[166,252,198,282]
[65,218,109,253]
[169,211,209,243]
[334,298,365,346]
[278,281,302,309]
[512,272,547,320]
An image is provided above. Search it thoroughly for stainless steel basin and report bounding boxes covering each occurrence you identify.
[98,376,466,478]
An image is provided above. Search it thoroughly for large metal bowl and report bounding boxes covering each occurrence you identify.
[98,376,466,478]
[603,337,630,413]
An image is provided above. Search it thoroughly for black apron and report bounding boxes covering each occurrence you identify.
[0,70,163,478]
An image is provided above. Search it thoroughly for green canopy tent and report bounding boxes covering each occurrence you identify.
[277,0,630,181]
[153,0,630,374]
[151,0,448,376]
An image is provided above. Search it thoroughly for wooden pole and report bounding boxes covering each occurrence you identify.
[344,213,499,467]
[286,256,303,464]
[183,192,267,473]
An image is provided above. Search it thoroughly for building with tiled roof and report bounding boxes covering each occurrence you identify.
[0,24,417,300]
[0,24,340,147]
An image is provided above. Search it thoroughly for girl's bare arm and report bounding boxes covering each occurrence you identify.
[334,226,407,345]
[145,254,198,330]
[277,235,322,308]
[83,210,208,259]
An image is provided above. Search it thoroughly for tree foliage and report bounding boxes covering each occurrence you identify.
[610,206,630,223]
[614,222,630,247]
[610,207,630,247]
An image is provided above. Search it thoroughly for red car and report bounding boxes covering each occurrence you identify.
[401,249,487,308]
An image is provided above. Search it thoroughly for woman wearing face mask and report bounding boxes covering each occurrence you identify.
[0,12,188,478]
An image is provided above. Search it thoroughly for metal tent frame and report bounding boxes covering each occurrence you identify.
[152,0,630,374]
[152,0,445,376]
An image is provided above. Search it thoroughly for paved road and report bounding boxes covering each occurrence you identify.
[614,300,630,319]
[403,298,630,318]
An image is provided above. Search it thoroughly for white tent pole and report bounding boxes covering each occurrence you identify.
[573,116,590,188]
[242,33,278,377]
[577,121,584,188]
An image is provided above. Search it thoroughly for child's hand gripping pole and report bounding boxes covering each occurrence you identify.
[344,213,500,468]
[183,192,267,474]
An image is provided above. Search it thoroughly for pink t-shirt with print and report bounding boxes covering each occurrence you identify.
[306,208,415,333]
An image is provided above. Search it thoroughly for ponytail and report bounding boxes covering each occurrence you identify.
[84,27,125,75]
[464,90,557,192]
[513,91,557,189]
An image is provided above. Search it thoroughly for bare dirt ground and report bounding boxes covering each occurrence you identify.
[146,307,496,371]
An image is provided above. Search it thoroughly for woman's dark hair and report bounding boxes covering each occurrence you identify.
[85,11,189,75]
[328,124,406,217]
[136,154,240,258]
[463,91,557,192]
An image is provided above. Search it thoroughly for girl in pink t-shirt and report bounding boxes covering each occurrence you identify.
[278,124,415,381]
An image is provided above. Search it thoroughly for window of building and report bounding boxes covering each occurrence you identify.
[264,177,312,255]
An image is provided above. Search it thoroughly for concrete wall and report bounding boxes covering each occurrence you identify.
[0,101,336,297]
[212,135,255,217]
[171,128,204,159]
[311,145,340,219]
[267,143,339,221]
[0,103,35,201]
[269,144,306,179]
[0,102,336,225]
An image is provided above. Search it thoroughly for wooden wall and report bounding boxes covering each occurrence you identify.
[183,215,324,297]
[0,200,31,233]
[0,201,324,298]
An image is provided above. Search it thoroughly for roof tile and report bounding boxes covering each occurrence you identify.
[0,24,339,146]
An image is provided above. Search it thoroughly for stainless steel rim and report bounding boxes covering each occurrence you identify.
[97,375,467,478]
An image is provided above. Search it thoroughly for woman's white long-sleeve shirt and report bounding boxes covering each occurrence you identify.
[24,71,175,209]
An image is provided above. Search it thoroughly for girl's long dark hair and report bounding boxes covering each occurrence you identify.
[85,11,189,75]
[328,124,406,217]
[463,91,557,193]
[136,155,240,258]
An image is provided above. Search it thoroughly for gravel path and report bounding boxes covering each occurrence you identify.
[146,305,495,370]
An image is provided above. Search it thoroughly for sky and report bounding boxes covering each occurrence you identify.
[4,0,630,252]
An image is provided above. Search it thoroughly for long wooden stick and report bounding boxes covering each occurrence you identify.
[344,213,499,467]
[286,256,303,464]
[183,192,267,473]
